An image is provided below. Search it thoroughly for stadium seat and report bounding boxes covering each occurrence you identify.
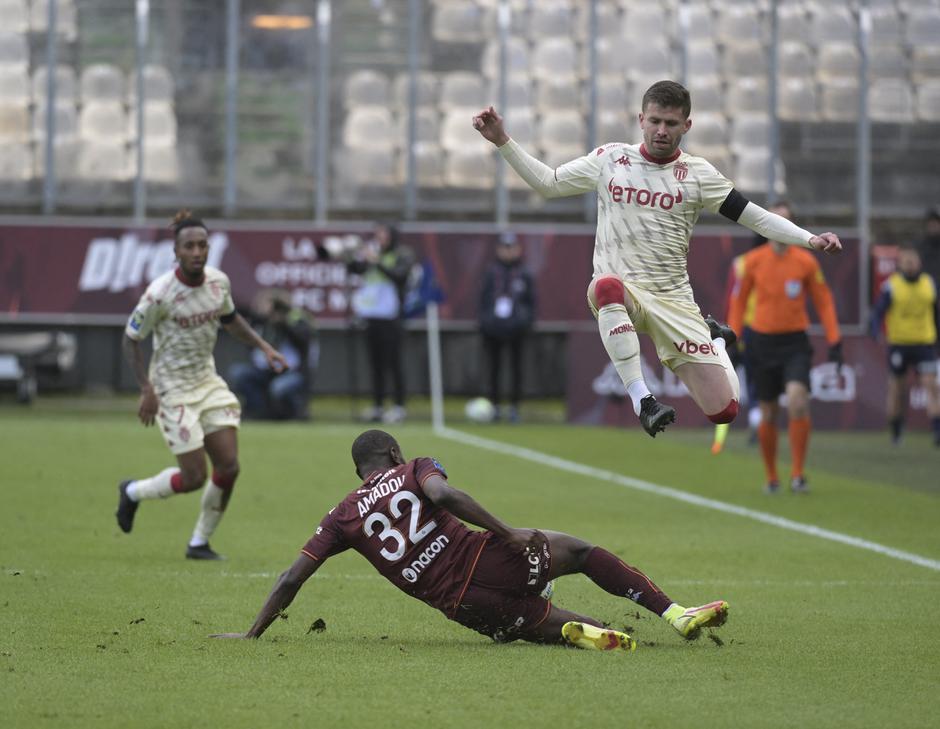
[127,65,175,103]
[627,43,672,83]
[399,107,439,144]
[344,70,391,109]
[32,103,78,139]
[905,9,940,47]
[33,138,79,179]
[32,66,77,106]
[127,102,178,144]
[778,78,819,121]
[439,72,487,111]
[723,43,769,82]
[685,145,732,178]
[779,42,815,80]
[730,114,771,155]
[596,79,629,112]
[333,146,397,189]
[777,4,811,43]
[531,38,580,82]
[538,110,585,151]
[0,104,29,141]
[432,0,486,43]
[716,5,763,42]
[541,144,586,169]
[0,141,31,179]
[0,31,27,70]
[916,80,940,121]
[734,150,786,196]
[870,6,903,44]
[575,2,621,40]
[535,79,582,111]
[817,44,861,81]
[596,111,628,145]
[0,67,28,104]
[502,107,535,146]
[529,1,575,38]
[29,0,77,40]
[727,77,769,116]
[126,142,180,184]
[677,2,714,39]
[489,76,533,110]
[394,72,439,109]
[912,46,940,83]
[596,38,628,77]
[481,38,530,79]
[869,45,911,80]
[440,109,490,152]
[0,1,27,33]
[810,4,858,44]
[79,101,126,141]
[80,65,124,103]
[869,79,915,122]
[686,41,721,86]
[622,6,673,46]
[688,80,723,114]
[820,79,860,121]
[343,108,396,150]
[78,141,128,181]
[688,112,727,148]
[444,148,495,189]
[399,141,444,187]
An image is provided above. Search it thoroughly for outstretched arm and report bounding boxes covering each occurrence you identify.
[472,106,597,199]
[734,200,843,255]
[213,554,321,639]
[420,474,541,552]
[222,312,289,372]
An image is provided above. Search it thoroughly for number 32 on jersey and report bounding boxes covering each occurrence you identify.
[363,491,437,561]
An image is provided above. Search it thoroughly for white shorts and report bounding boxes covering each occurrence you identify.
[589,280,721,371]
[157,379,241,455]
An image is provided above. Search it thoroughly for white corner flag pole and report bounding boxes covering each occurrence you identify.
[426,301,446,433]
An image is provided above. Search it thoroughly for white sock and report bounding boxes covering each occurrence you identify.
[127,467,178,501]
[748,406,762,430]
[597,303,648,416]
[189,482,227,547]
[711,336,727,354]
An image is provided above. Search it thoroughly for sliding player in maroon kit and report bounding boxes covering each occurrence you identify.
[213,430,728,650]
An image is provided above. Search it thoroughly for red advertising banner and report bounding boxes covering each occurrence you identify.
[566,329,931,431]
[0,221,860,325]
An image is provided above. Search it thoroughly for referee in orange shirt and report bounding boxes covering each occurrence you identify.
[729,202,843,494]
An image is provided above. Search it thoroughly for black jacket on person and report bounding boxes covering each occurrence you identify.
[479,259,537,339]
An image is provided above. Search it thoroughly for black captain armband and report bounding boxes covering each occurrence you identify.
[718,189,749,222]
[219,311,237,324]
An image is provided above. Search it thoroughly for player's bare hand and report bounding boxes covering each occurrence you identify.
[138,385,159,426]
[472,106,510,147]
[209,632,248,639]
[503,527,542,555]
[808,233,842,255]
[266,348,289,374]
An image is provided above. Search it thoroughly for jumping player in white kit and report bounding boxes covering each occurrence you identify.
[473,80,843,436]
[114,210,288,560]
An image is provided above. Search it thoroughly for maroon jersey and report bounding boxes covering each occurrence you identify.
[301,458,488,616]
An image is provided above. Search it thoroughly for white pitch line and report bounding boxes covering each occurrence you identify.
[436,426,940,573]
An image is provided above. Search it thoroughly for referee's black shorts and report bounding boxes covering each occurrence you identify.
[748,331,813,402]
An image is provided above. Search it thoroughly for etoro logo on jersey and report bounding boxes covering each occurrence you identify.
[606,178,683,210]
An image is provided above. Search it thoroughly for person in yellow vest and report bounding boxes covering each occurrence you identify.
[870,245,940,445]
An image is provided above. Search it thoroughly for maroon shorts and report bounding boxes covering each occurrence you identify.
[451,532,553,643]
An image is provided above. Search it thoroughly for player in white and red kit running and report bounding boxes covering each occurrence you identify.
[114,210,288,560]
[473,81,842,436]
[212,430,729,651]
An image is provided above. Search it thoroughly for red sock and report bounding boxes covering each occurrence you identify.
[582,547,672,616]
[170,471,185,493]
[758,421,778,482]
[211,470,237,490]
[789,416,811,478]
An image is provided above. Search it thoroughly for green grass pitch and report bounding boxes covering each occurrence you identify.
[3,402,940,728]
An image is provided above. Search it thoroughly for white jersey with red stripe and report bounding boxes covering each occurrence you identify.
[124,266,236,404]
[531,143,734,299]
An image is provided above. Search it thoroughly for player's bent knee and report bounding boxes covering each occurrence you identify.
[212,465,239,490]
[594,276,625,308]
[707,399,739,424]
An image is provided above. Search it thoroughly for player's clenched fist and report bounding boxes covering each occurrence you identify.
[808,232,843,255]
[472,106,510,147]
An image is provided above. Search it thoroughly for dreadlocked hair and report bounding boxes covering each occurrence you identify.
[170,209,208,239]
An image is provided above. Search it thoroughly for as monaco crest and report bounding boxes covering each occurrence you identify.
[673,161,688,181]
